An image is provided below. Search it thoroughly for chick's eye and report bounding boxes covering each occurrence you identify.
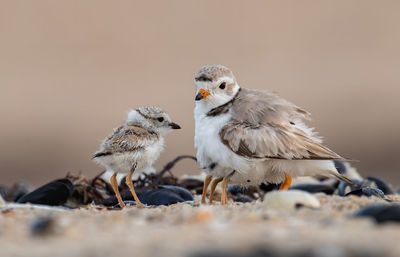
[157,117,164,122]
[219,82,226,89]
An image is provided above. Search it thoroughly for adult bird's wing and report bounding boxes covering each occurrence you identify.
[93,123,159,158]
[219,121,344,160]
[219,88,345,160]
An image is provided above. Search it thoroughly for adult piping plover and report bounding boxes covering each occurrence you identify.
[194,64,355,205]
[93,106,181,208]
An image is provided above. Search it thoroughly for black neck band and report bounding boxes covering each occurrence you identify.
[206,88,241,117]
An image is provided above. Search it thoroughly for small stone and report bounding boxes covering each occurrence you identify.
[346,187,385,199]
[355,204,400,223]
[290,183,335,195]
[263,190,321,211]
[365,176,394,195]
[30,216,56,236]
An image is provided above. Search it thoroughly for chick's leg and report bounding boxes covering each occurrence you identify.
[110,172,125,208]
[279,173,292,190]
[201,175,213,204]
[125,164,145,208]
[209,177,223,204]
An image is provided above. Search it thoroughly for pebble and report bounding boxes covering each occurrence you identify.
[157,185,193,201]
[355,204,400,223]
[139,189,185,206]
[112,185,194,208]
[263,190,321,211]
[289,183,335,195]
[232,194,254,203]
[17,179,74,206]
[365,176,394,195]
[338,180,362,196]
[346,187,385,199]
[30,216,56,236]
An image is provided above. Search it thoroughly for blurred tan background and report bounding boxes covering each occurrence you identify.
[0,0,399,186]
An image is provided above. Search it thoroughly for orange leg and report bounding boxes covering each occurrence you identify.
[110,173,125,208]
[220,175,231,205]
[209,177,223,204]
[125,168,145,208]
[279,173,292,190]
[201,175,213,204]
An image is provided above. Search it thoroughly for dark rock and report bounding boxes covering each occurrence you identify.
[346,187,385,199]
[289,184,335,195]
[355,204,400,223]
[365,176,394,195]
[259,183,280,193]
[105,185,193,207]
[338,180,362,196]
[232,194,254,203]
[228,185,246,195]
[158,185,193,201]
[139,187,192,206]
[17,179,74,206]
[30,217,55,236]
[228,185,259,202]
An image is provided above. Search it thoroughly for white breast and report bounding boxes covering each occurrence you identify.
[194,106,250,178]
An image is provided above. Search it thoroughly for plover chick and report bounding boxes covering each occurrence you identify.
[93,106,181,208]
[194,64,356,205]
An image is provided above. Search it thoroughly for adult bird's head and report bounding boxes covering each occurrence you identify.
[194,64,240,110]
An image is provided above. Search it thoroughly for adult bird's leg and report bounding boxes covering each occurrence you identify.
[209,177,223,204]
[201,175,213,204]
[220,171,235,205]
[125,164,145,208]
[279,173,292,190]
[110,172,125,208]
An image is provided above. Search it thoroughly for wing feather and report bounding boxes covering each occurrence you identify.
[93,123,158,158]
[219,121,344,160]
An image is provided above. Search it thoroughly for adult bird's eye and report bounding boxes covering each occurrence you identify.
[157,117,164,122]
[219,82,226,89]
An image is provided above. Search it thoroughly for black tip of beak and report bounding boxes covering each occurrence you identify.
[195,93,203,101]
[169,122,181,129]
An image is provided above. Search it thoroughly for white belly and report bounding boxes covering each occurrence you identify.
[96,138,164,174]
[194,108,250,178]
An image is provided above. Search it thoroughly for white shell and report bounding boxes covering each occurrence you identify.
[263,190,321,211]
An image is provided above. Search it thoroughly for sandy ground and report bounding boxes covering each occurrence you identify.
[1,194,399,257]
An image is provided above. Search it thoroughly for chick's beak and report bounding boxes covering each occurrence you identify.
[169,122,181,129]
[195,89,211,101]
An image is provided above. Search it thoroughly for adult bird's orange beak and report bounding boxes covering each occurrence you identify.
[195,89,211,101]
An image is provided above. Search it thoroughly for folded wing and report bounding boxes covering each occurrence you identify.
[220,121,344,160]
[93,124,159,158]
[221,88,344,160]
